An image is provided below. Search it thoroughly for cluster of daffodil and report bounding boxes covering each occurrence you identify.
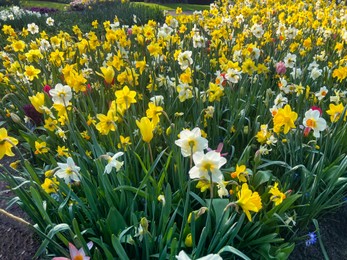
[1,0,347,258]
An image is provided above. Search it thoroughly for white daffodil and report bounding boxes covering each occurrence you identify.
[175,127,208,157]
[178,51,193,70]
[49,83,72,105]
[104,152,124,174]
[189,151,227,183]
[303,109,327,138]
[55,157,81,184]
[176,250,222,260]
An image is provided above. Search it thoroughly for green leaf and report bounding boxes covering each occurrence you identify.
[218,245,251,260]
[107,207,127,235]
[111,235,130,260]
[252,170,273,188]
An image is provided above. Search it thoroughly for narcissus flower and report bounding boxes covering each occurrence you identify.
[103,152,124,174]
[175,127,208,157]
[24,65,41,81]
[96,66,115,84]
[269,182,286,206]
[115,85,137,110]
[136,117,154,143]
[34,141,49,155]
[178,51,193,70]
[303,109,327,138]
[54,157,81,184]
[326,103,346,123]
[29,92,45,113]
[189,151,227,183]
[236,183,262,222]
[96,110,118,135]
[273,104,298,134]
[41,177,59,194]
[49,83,72,105]
[0,128,19,160]
[231,164,249,182]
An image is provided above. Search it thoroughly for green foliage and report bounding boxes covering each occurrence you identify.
[0,0,19,6]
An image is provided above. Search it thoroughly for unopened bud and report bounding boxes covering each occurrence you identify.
[10,113,21,123]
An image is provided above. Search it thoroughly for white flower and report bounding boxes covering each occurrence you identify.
[49,83,72,105]
[55,157,81,184]
[290,67,302,79]
[284,53,296,68]
[303,109,327,138]
[310,67,322,80]
[27,23,39,34]
[274,93,288,107]
[315,86,328,101]
[104,152,124,174]
[192,34,206,48]
[46,17,54,26]
[150,95,164,106]
[175,127,208,157]
[189,151,227,183]
[176,250,222,260]
[225,68,242,84]
[251,24,264,38]
[178,51,193,70]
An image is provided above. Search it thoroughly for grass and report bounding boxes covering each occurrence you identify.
[133,2,210,11]
[20,0,68,10]
[20,1,210,12]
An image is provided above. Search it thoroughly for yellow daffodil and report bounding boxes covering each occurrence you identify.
[41,177,59,194]
[96,110,118,135]
[136,117,154,143]
[115,85,137,110]
[269,182,286,206]
[326,103,346,123]
[24,65,41,81]
[0,128,19,160]
[236,183,262,222]
[34,141,49,155]
[231,164,249,183]
[96,66,115,84]
[273,104,298,134]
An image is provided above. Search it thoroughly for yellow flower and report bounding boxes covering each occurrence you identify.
[29,92,45,113]
[269,182,286,206]
[273,104,298,134]
[231,164,249,183]
[11,40,26,52]
[57,146,70,157]
[96,110,118,135]
[326,103,346,123]
[44,118,57,131]
[146,102,163,126]
[34,141,49,155]
[96,66,115,84]
[117,135,132,151]
[41,177,59,194]
[332,67,347,82]
[184,233,192,247]
[0,128,19,160]
[115,85,137,110]
[136,117,154,143]
[236,183,262,222]
[24,65,41,81]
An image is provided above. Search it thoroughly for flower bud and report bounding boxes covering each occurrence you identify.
[10,113,21,123]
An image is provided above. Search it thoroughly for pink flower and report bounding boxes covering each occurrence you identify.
[311,106,322,116]
[275,61,286,75]
[52,242,93,260]
[207,142,228,157]
[43,85,52,96]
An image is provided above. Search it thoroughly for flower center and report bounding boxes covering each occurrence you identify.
[306,118,317,128]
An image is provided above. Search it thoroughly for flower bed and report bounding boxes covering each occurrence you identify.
[0,0,347,258]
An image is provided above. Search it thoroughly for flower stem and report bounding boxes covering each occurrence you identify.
[148,142,153,164]
[0,208,30,226]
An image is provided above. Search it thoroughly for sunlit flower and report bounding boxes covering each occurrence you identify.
[41,178,59,194]
[236,183,262,222]
[54,157,81,184]
[273,104,298,134]
[136,117,154,143]
[96,66,115,84]
[231,164,249,182]
[175,127,208,157]
[96,110,118,135]
[115,85,137,110]
[303,109,327,138]
[189,151,227,183]
[104,152,124,174]
[326,103,346,123]
[24,65,41,81]
[269,182,286,206]
[49,83,72,105]
[0,128,19,160]
[178,51,193,70]
[29,92,45,113]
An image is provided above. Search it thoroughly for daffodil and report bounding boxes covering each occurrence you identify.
[231,164,249,183]
[326,103,346,123]
[54,157,81,184]
[41,177,59,194]
[136,117,154,143]
[303,109,327,138]
[269,182,286,206]
[273,104,298,134]
[146,102,163,126]
[49,83,72,105]
[96,66,115,84]
[34,141,49,155]
[189,151,227,183]
[0,128,19,160]
[96,110,118,135]
[24,65,41,81]
[103,152,124,174]
[29,92,45,113]
[115,85,137,110]
[175,127,208,157]
[236,183,262,222]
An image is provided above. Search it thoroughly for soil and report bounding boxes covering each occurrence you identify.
[1,151,347,259]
